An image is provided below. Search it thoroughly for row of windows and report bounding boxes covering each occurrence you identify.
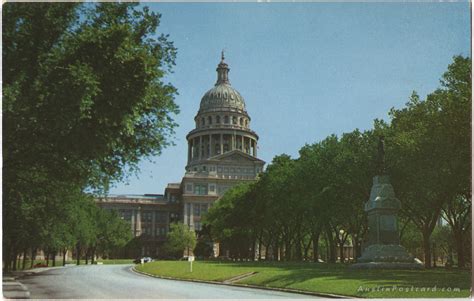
[198,115,249,128]
[119,210,168,223]
[185,183,216,195]
[142,226,168,237]
[191,165,258,174]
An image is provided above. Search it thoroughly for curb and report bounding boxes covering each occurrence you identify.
[131,266,353,299]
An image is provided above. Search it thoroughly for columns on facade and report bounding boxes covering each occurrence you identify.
[188,140,192,163]
[136,207,142,236]
[241,135,244,151]
[189,203,194,229]
[209,134,212,157]
[199,136,203,161]
[131,209,136,236]
[220,133,224,154]
[253,140,257,157]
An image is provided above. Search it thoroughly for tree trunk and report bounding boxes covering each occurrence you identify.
[312,231,320,262]
[258,240,262,261]
[90,248,95,265]
[454,230,465,268]
[30,248,36,269]
[22,249,27,270]
[294,233,302,261]
[303,238,311,260]
[273,240,279,261]
[284,239,292,261]
[250,238,256,261]
[62,248,67,266]
[46,252,50,267]
[21,249,28,270]
[12,251,18,271]
[422,230,432,268]
[76,244,81,265]
[52,251,56,267]
[4,247,12,272]
[339,242,345,263]
[325,227,336,263]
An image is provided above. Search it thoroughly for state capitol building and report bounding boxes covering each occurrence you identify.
[96,54,265,257]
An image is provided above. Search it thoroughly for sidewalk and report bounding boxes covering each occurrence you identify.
[3,279,30,299]
[3,266,64,299]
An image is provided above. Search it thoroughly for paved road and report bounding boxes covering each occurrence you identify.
[20,264,319,299]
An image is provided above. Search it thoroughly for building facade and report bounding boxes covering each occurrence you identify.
[96,54,264,257]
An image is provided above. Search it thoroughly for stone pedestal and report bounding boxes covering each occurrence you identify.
[351,175,423,269]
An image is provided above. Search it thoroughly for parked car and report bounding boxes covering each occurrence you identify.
[133,257,154,264]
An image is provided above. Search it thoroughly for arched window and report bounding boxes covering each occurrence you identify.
[216,116,221,123]
[239,118,243,126]
[232,116,237,124]
[224,116,229,124]
[245,119,248,127]
[201,117,205,126]
[208,116,212,125]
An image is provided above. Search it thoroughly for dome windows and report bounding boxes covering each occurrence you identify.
[224,116,229,124]
[208,116,213,125]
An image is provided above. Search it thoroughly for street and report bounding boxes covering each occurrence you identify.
[20,264,319,299]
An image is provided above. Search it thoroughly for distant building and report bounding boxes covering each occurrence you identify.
[96,53,265,257]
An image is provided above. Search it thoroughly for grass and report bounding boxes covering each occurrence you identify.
[100,259,134,265]
[135,260,472,298]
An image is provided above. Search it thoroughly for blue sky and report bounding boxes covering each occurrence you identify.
[109,2,470,195]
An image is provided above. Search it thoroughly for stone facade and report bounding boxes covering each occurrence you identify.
[96,54,264,257]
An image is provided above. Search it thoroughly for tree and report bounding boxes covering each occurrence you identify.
[164,223,196,258]
[386,56,471,268]
[3,2,178,271]
[204,183,257,260]
[92,208,133,262]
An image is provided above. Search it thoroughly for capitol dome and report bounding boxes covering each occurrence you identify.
[186,52,259,168]
[198,53,247,114]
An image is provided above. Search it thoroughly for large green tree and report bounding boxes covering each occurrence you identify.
[386,56,471,268]
[3,3,178,271]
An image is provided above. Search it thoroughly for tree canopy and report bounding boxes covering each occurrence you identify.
[3,2,179,271]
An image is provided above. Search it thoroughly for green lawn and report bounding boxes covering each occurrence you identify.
[100,259,135,265]
[135,260,471,298]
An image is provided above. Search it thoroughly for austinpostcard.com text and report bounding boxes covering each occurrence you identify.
[357,285,461,293]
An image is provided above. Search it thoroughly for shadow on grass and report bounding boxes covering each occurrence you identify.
[204,261,471,297]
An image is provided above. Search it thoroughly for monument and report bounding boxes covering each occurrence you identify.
[351,137,423,269]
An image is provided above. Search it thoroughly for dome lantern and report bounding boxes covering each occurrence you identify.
[216,50,230,85]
